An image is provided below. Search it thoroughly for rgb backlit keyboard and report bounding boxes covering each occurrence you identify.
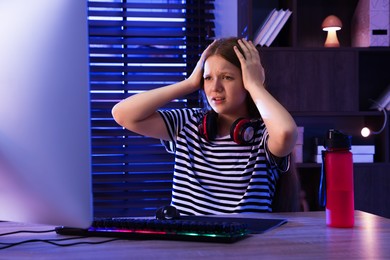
[56,217,249,243]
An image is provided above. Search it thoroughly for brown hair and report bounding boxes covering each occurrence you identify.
[207,37,243,71]
[200,37,260,118]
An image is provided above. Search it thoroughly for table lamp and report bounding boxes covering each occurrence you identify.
[322,15,342,47]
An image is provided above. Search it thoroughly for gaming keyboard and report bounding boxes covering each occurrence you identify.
[55,217,250,243]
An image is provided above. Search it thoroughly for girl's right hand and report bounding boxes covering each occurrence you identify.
[187,40,217,91]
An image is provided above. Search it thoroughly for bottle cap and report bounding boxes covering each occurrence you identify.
[324,129,351,150]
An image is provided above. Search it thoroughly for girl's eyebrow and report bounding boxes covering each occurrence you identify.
[204,70,235,75]
[203,72,235,78]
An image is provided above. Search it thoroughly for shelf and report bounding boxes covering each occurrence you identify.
[241,0,390,50]
[239,0,390,217]
[239,0,361,48]
[255,48,389,165]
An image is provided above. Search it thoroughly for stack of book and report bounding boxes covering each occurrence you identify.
[313,145,375,163]
[253,8,292,47]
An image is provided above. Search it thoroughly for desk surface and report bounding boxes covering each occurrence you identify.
[1,211,389,259]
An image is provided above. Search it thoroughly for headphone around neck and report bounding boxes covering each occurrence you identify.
[198,111,260,145]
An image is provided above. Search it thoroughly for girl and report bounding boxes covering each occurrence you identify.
[112,37,298,215]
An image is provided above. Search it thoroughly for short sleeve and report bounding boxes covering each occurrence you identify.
[157,108,202,154]
[263,130,291,173]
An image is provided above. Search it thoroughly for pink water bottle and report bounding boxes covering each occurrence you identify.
[319,129,354,228]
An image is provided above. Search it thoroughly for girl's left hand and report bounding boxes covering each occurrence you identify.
[233,38,265,91]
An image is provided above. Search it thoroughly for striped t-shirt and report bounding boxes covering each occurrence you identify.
[158,108,287,216]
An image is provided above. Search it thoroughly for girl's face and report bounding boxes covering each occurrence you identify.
[203,55,248,117]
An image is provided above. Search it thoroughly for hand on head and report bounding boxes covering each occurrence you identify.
[187,40,218,91]
[234,38,266,90]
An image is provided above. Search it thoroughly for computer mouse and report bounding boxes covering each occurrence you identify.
[155,205,181,220]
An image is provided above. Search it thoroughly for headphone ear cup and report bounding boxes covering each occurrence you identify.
[199,112,218,141]
[230,118,257,144]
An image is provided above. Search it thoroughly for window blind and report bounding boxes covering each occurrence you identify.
[88,0,215,218]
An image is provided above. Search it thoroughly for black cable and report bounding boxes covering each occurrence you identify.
[0,237,122,250]
[0,229,123,250]
[0,229,56,237]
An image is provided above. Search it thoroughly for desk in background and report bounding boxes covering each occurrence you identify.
[0,211,389,259]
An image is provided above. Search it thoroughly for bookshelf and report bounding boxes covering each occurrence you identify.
[238,0,390,218]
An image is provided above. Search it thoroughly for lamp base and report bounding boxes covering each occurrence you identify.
[324,30,340,47]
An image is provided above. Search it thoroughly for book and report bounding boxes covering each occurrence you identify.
[253,9,278,46]
[264,9,292,47]
[259,10,287,46]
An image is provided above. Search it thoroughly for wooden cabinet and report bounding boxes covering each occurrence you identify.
[238,0,390,218]
[260,49,359,112]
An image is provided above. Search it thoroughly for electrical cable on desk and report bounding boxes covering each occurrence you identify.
[0,229,123,250]
[0,228,56,236]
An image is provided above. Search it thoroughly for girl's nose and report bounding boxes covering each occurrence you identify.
[210,79,222,92]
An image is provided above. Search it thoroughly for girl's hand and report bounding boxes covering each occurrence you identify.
[187,40,217,91]
[233,38,265,91]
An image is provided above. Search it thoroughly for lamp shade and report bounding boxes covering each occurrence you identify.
[322,15,342,31]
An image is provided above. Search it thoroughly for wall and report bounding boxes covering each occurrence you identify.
[214,0,237,38]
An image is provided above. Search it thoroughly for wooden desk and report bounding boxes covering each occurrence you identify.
[1,211,389,259]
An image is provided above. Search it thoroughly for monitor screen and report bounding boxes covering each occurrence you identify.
[0,0,92,228]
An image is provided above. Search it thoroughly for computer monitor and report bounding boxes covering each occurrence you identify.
[0,0,92,228]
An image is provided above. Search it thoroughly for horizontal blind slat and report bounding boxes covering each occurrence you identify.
[88,1,214,10]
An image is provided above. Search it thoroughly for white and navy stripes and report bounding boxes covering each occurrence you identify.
[158,108,286,216]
